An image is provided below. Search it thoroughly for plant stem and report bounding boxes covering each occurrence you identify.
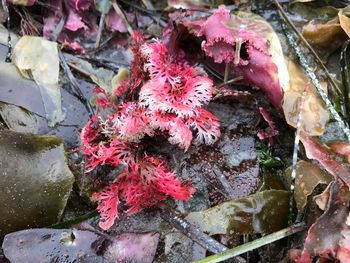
[194,223,306,263]
[51,210,98,229]
[95,13,105,49]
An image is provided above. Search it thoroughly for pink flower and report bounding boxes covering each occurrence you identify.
[186,107,221,145]
[113,102,154,142]
[176,5,284,110]
[92,156,195,229]
[91,182,120,230]
[81,32,220,230]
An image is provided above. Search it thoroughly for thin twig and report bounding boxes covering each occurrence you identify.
[289,80,310,225]
[194,223,306,263]
[119,0,168,27]
[95,13,106,49]
[50,14,66,42]
[341,39,350,118]
[273,0,342,97]
[59,50,94,116]
[158,203,246,263]
[141,0,154,10]
[216,76,244,88]
[112,0,133,35]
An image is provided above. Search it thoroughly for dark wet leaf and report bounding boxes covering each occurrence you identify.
[186,190,289,236]
[2,228,159,263]
[0,131,74,239]
[0,61,92,147]
[0,63,45,117]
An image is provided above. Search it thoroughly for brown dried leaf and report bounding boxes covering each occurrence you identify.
[289,160,332,212]
[283,61,329,136]
[339,5,350,38]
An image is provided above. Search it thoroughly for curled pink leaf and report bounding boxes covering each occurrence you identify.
[199,5,236,64]
[257,107,279,143]
[331,142,350,156]
[300,134,350,189]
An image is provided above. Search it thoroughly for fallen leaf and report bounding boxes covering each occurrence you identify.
[186,190,289,236]
[313,183,331,211]
[286,160,332,212]
[283,61,329,136]
[2,228,159,263]
[12,36,64,127]
[297,181,350,262]
[64,53,116,93]
[105,8,127,33]
[0,102,39,133]
[0,131,74,239]
[339,5,350,38]
[302,17,348,58]
[300,134,350,189]
[330,141,350,156]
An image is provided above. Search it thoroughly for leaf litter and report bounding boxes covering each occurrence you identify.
[1,1,350,263]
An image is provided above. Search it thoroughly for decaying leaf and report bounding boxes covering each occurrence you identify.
[297,181,350,262]
[339,5,350,38]
[0,102,39,134]
[64,53,116,93]
[300,134,350,189]
[302,17,348,58]
[12,36,64,127]
[286,160,332,212]
[167,0,211,10]
[283,61,329,136]
[186,190,289,236]
[314,182,331,211]
[331,141,350,156]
